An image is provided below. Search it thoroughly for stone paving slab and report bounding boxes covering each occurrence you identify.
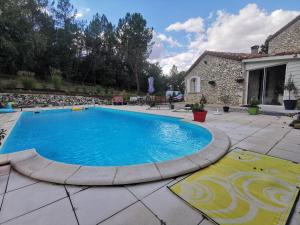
[0,182,67,223]
[1,198,77,225]
[99,201,161,225]
[126,179,173,200]
[142,186,203,225]
[71,187,137,225]
[6,170,38,193]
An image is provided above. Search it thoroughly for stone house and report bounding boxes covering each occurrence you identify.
[185,14,300,106]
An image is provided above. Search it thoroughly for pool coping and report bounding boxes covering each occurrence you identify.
[0,116,230,185]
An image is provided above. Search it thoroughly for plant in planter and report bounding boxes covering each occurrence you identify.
[168,92,176,109]
[248,99,260,115]
[219,94,231,112]
[284,75,298,110]
[192,103,207,122]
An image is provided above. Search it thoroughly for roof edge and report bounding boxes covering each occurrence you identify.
[266,14,300,42]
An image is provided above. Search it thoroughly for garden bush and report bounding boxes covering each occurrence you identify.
[21,77,37,90]
[51,74,63,90]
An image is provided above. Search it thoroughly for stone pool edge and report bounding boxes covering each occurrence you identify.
[0,120,230,185]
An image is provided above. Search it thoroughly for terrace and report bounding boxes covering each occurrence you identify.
[0,105,299,225]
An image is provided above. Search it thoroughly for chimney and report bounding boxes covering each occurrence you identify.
[251,45,259,54]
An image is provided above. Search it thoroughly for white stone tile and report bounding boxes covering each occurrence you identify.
[0,155,9,165]
[114,164,161,184]
[0,175,9,194]
[156,157,199,179]
[198,219,215,225]
[274,142,300,153]
[12,155,52,176]
[0,182,67,223]
[8,150,37,163]
[126,179,173,200]
[31,162,80,184]
[1,198,77,225]
[66,166,116,185]
[0,165,10,176]
[142,187,203,225]
[6,170,38,192]
[186,154,211,168]
[71,187,137,225]
[289,198,300,225]
[99,202,161,225]
[268,148,300,163]
[65,185,89,196]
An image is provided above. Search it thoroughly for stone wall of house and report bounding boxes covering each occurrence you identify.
[185,55,245,105]
[268,19,300,54]
[0,93,104,108]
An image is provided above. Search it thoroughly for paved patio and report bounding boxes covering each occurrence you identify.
[0,105,299,225]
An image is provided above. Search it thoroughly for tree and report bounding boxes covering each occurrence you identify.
[259,40,268,54]
[116,13,153,93]
[84,13,116,85]
[52,0,81,79]
[167,65,185,92]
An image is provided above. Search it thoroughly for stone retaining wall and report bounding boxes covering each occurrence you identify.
[0,93,104,107]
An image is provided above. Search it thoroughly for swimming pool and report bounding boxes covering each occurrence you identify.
[1,107,212,166]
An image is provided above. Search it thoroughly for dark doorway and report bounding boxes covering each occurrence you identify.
[247,64,286,105]
[247,69,264,104]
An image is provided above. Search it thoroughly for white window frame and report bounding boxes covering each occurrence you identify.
[187,76,200,93]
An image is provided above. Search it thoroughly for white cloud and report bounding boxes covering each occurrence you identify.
[189,4,300,52]
[166,17,205,33]
[85,8,91,12]
[157,34,182,48]
[152,4,300,74]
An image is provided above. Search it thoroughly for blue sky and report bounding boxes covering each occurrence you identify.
[71,0,300,73]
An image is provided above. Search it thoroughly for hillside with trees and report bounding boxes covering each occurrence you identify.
[0,0,185,95]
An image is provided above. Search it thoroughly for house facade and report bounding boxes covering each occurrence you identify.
[185,15,300,106]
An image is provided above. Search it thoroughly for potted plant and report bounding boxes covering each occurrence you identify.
[283,75,298,110]
[168,92,175,109]
[248,99,260,115]
[192,103,207,122]
[219,94,230,112]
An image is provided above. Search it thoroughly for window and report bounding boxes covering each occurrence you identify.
[190,78,196,92]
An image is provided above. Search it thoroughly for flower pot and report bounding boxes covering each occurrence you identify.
[193,111,207,122]
[248,107,259,115]
[223,106,229,113]
[283,100,297,110]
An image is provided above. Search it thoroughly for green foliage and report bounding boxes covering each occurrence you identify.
[284,75,298,100]
[51,75,63,90]
[21,77,37,90]
[166,65,185,93]
[249,99,260,108]
[0,0,176,94]
[219,94,231,106]
[6,80,18,89]
[192,103,205,112]
[200,95,207,104]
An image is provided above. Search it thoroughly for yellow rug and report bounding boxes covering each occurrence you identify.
[170,149,300,225]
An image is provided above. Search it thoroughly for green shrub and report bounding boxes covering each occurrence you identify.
[51,74,63,90]
[96,85,103,94]
[21,77,37,90]
[6,80,18,89]
[192,103,205,112]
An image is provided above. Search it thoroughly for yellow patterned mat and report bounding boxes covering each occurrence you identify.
[170,149,300,225]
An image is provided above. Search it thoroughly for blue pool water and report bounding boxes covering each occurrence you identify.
[1,108,212,166]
